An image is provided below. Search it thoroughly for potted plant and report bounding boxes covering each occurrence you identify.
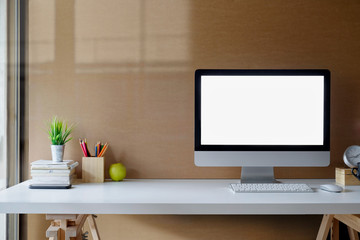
[47,116,75,162]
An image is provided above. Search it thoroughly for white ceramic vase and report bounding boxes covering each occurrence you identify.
[51,145,65,162]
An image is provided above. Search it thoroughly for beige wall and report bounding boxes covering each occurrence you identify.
[27,0,360,239]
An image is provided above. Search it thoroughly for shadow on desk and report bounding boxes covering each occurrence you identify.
[88,215,322,240]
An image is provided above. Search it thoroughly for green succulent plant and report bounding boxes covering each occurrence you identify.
[47,116,75,145]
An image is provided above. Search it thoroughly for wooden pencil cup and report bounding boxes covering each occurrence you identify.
[82,157,104,183]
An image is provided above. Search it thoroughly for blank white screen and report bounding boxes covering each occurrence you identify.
[201,75,324,145]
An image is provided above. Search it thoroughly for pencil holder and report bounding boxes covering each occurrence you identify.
[82,157,104,183]
[336,168,360,186]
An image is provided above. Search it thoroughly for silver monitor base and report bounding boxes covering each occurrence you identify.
[240,167,278,183]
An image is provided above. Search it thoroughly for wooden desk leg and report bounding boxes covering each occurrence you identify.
[65,214,88,240]
[334,215,360,233]
[46,225,60,240]
[60,219,68,239]
[88,215,101,240]
[316,214,335,240]
[46,214,101,240]
[334,215,360,240]
[347,226,360,240]
[331,218,339,240]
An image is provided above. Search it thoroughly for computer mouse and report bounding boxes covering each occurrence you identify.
[320,184,343,193]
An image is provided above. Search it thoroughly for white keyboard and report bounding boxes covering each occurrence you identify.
[230,183,313,193]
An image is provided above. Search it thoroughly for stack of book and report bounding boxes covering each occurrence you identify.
[30,160,78,185]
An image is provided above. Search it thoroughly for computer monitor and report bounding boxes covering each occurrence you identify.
[194,69,330,183]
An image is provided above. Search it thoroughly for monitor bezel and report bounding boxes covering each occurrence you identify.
[194,69,330,151]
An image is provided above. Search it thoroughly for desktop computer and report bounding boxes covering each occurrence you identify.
[194,69,330,186]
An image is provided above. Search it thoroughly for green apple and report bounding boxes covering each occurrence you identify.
[109,163,126,181]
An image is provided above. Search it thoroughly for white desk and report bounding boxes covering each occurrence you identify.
[0,179,360,215]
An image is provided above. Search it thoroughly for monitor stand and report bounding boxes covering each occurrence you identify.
[240,167,278,183]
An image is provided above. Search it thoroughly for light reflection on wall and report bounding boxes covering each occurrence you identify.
[74,0,190,73]
[27,0,194,178]
[28,0,55,73]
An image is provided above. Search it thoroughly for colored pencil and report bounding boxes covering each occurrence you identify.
[82,141,88,157]
[98,143,108,157]
[79,139,87,157]
[80,139,108,157]
[84,139,91,157]
[97,142,101,156]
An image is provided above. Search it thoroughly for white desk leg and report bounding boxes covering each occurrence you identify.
[316,214,334,240]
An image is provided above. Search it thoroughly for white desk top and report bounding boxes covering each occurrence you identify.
[0,179,359,215]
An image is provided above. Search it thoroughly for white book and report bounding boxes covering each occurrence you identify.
[31,160,74,165]
[31,174,75,185]
[31,162,79,170]
[32,173,73,179]
[31,179,73,185]
[31,168,76,176]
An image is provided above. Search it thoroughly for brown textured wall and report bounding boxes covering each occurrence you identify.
[27,0,360,239]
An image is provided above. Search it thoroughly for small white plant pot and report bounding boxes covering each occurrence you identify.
[51,145,65,162]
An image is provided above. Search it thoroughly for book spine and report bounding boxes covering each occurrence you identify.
[31,168,75,174]
[31,169,73,174]
[31,174,73,177]
[31,179,73,184]
[31,160,74,165]
[31,166,70,170]
[31,162,79,170]
[31,175,75,184]
[31,174,74,182]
